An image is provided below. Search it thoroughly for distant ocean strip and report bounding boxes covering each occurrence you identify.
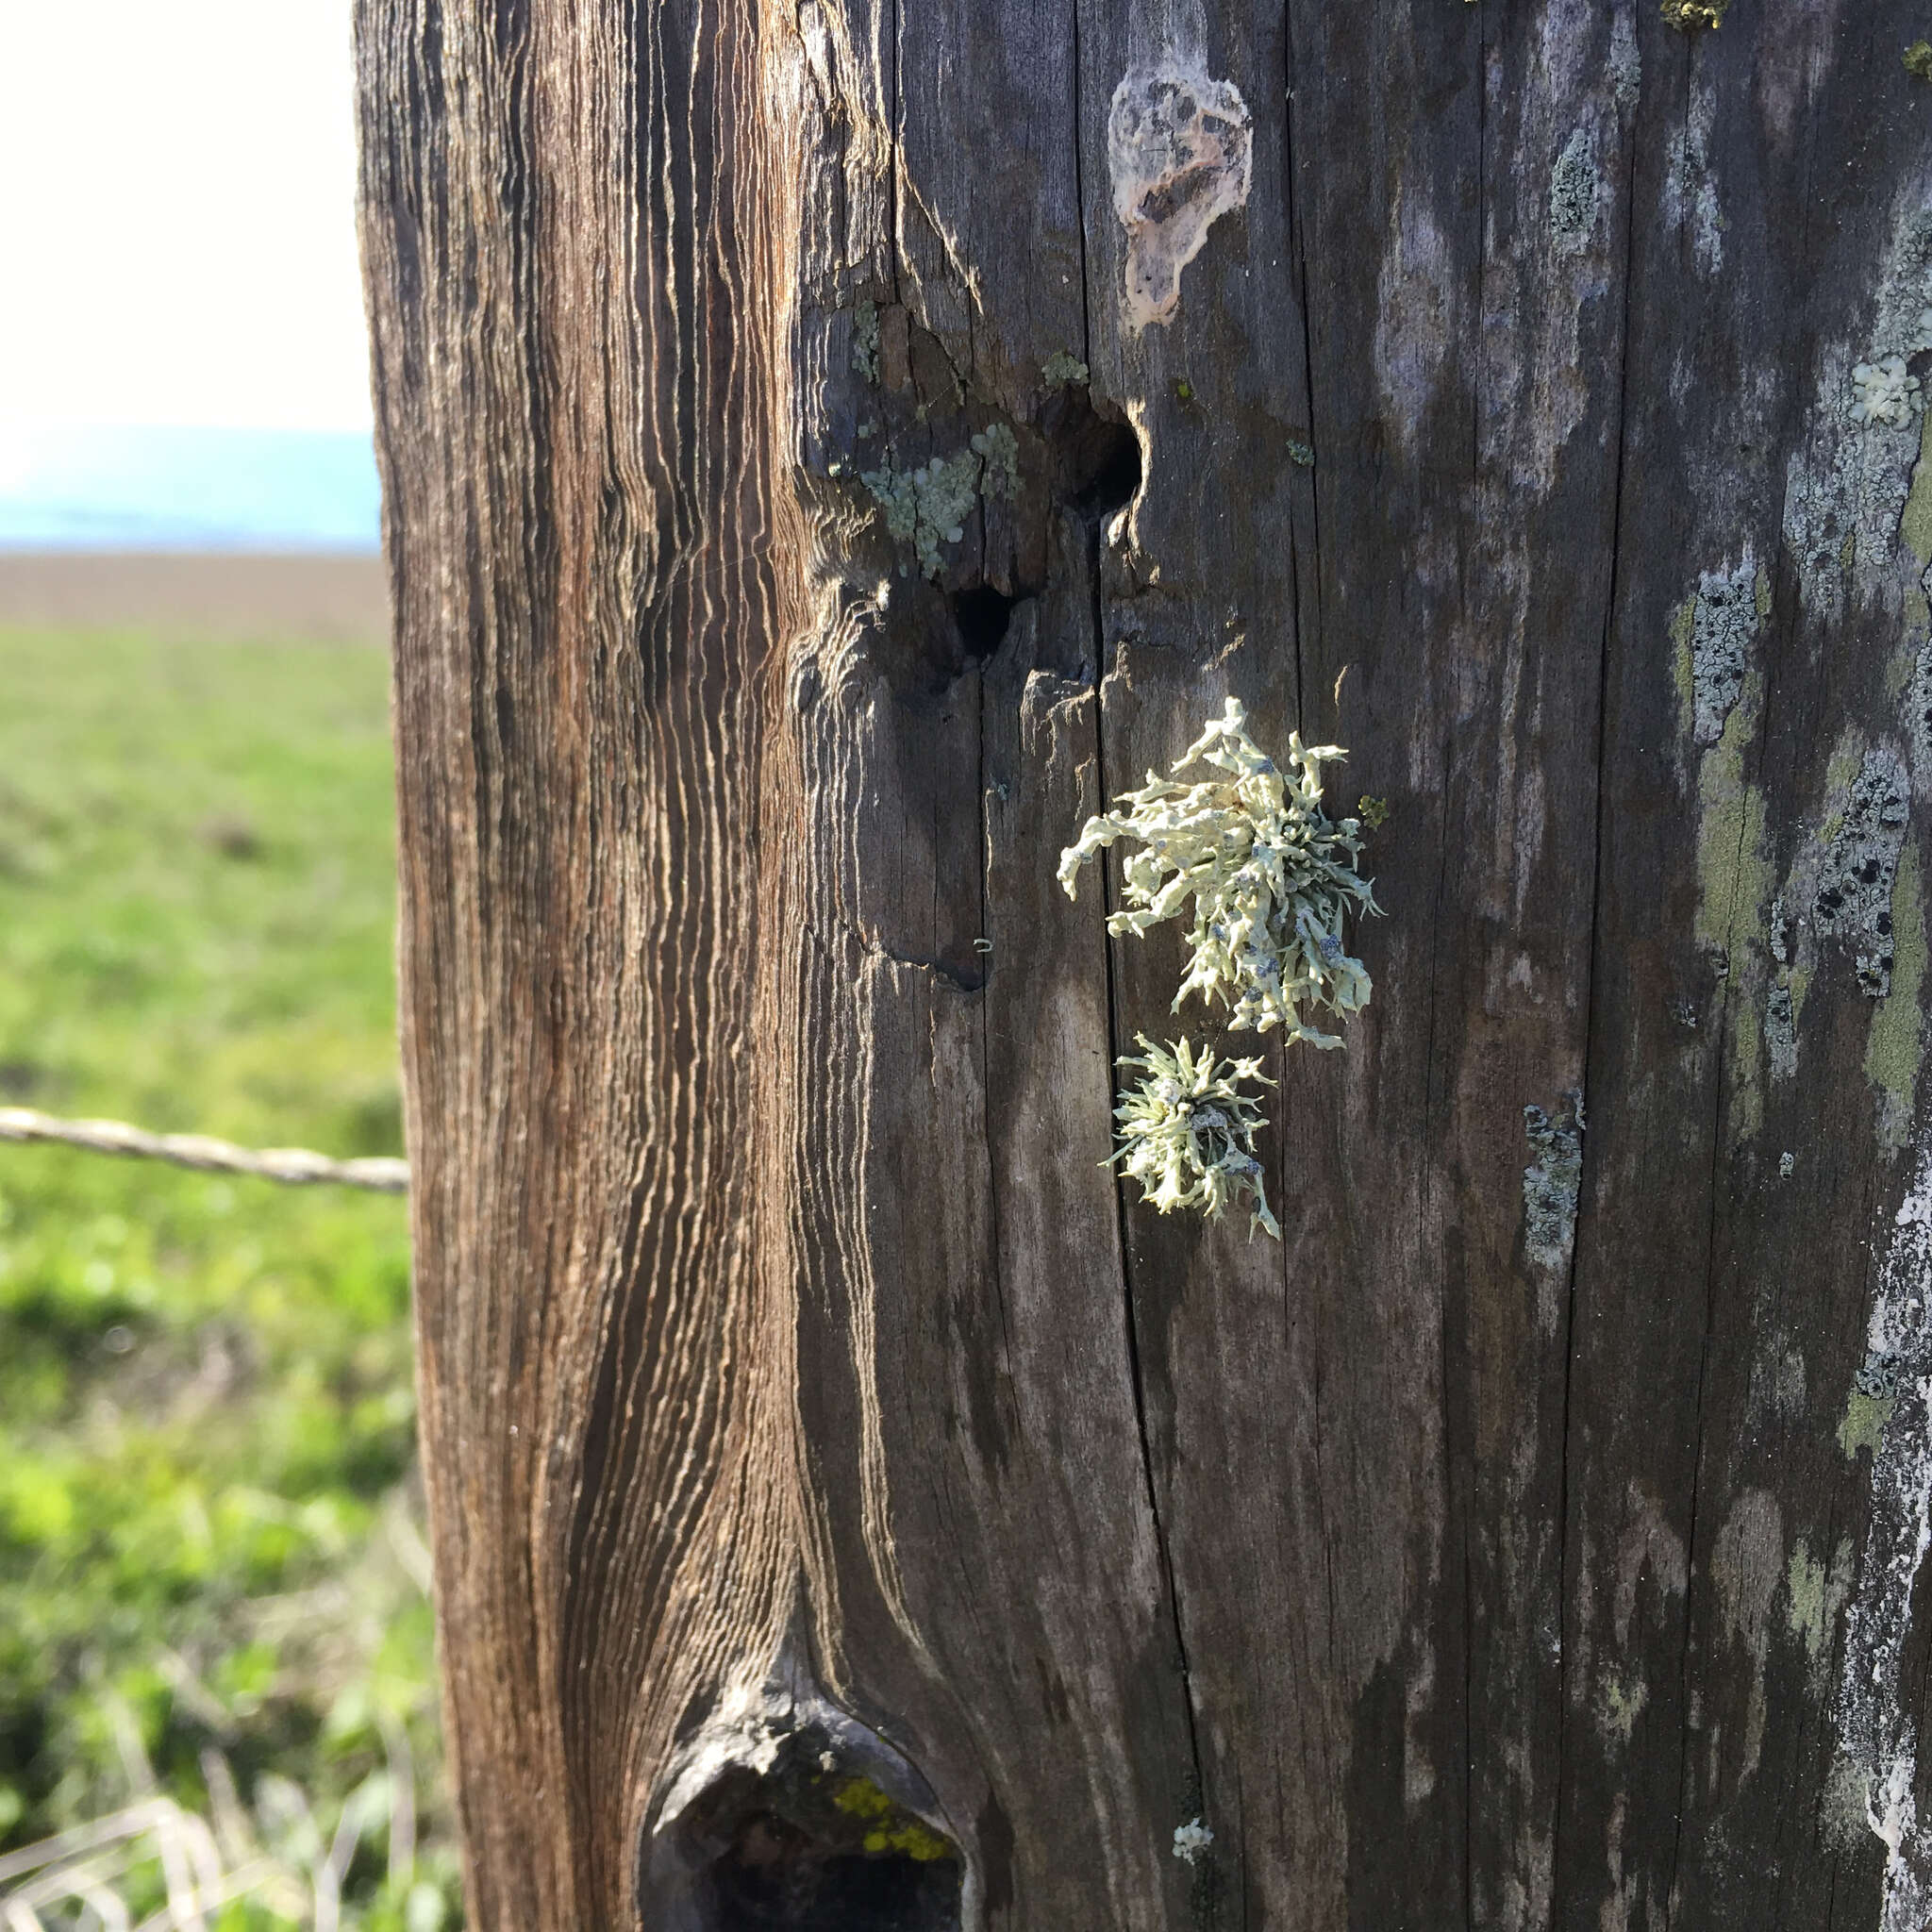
[0,425,381,552]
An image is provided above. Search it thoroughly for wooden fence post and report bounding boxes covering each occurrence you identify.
[358,0,1932,1922]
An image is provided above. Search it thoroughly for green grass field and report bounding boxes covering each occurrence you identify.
[0,625,455,1926]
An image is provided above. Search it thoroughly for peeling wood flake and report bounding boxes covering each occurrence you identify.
[1107,58,1252,332]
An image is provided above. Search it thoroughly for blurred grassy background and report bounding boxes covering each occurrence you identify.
[0,622,454,1925]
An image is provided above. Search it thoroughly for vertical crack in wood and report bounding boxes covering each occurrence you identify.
[975,665,1017,1401]
[1277,2,1306,735]
[1552,30,1632,1927]
[1459,14,1490,1923]
[1551,21,1644,1919]
[1069,0,1093,375]
[1416,729,1457,1898]
[1069,0,1206,1836]
[1090,644,1209,1822]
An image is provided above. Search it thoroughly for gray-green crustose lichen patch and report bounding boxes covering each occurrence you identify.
[1816,746,1911,997]
[858,425,1020,580]
[1523,1092,1585,1273]
[1690,555,1769,748]
[1910,639,1932,774]
[1109,1036,1279,1240]
[860,450,982,580]
[1059,698,1379,1044]
[1864,843,1926,1150]
[1767,982,1797,1080]
[1549,127,1601,252]
[972,423,1020,502]
[851,298,880,383]
[1041,349,1090,390]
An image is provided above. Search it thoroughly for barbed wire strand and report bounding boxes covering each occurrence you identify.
[0,1108,408,1194]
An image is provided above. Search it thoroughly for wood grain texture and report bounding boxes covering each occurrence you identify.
[358,0,1932,1923]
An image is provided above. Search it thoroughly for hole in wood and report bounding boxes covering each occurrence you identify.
[641,1668,967,1932]
[950,585,1016,662]
[674,1756,962,1930]
[1055,408,1142,517]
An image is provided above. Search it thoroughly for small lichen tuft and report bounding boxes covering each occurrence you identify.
[1110,1036,1279,1241]
[1172,1818,1214,1866]
[1286,437,1316,469]
[1906,39,1932,78]
[1041,349,1090,390]
[1058,698,1379,1043]
[1523,1092,1586,1274]
[1850,356,1923,429]
[970,423,1020,503]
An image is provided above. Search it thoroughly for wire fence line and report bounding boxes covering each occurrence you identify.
[0,1108,408,1194]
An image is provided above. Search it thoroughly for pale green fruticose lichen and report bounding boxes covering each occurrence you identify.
[1058,698,1379,1044]
[1850,357,1923,429]
[1171,1818,1214,1865]
[1041,349,1090,389]
[1110,1037,1279,1240]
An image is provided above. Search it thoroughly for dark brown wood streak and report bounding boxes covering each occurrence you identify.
[358,0,1932,1923]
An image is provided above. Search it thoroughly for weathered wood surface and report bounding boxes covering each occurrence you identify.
[358,0,1932,1924]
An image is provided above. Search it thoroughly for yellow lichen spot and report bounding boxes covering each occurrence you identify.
[831,1778,955,1863]
[1786,1536,1854,1661]
[1754,565,1773,623]
[1787,1541,1829,1656]
[1839,1388,1894,1458]
[833,1778,893,1822]
[1661,0,1727,27]
[1864,844,1926,1152]
[1601,1674,1648,1741]
[1670,598,1696,721]
[1693,674,1768,958]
